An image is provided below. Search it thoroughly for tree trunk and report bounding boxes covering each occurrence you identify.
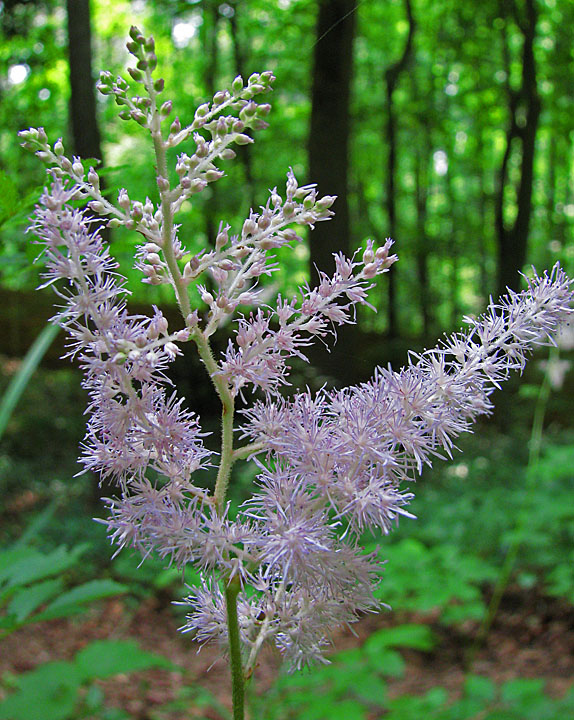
[477,128,492,302]
[66,0,102,163]
[495,0,541,297]
[308,0,356,282]
[414,138,432,337]
[384,0,415,338]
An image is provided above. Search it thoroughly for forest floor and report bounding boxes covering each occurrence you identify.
[1,585,574,719]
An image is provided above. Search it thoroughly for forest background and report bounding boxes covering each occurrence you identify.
[1,1,574,719]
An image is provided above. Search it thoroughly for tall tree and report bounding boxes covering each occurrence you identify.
[495,0,541,296]
[383,0,415,338]
[66,0,102,163]
[414,128,432,337]
[308,0,356,282]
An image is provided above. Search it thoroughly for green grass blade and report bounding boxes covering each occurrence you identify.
[0,322,59,440]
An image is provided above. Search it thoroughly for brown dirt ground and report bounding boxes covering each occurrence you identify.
[1,585,573,719]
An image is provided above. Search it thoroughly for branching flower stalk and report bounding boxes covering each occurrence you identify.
[21,27,574,720]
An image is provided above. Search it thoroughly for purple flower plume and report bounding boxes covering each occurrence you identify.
[26,61,573,673]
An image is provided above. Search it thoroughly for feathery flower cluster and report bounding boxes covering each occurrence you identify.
[23,27,573,680]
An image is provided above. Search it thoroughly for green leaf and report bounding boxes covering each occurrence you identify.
[33,579,127,621]
[327,698,367,720]
[464,674,496,702]
[0,548,39,586]
[0,661,82,720]
[501,678,545,704]
[6,577,64,623]
[441,601,485,623]
[375,649,405,678]
[74,639,174,681]
[2,545,88,589]
[364,623,437,653]
[0,323,60,441]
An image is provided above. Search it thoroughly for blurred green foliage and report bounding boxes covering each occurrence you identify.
[1,0,573,333]
[0,639,174,720]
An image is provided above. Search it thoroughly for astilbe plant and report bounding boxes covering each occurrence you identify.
[20,27,574,720]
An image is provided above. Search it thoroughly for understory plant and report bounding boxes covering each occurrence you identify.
[18,27,574,720]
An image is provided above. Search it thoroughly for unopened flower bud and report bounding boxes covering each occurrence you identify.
[362,247,375,264]
[205,169,223,183]
[189,179,207,195]
[363,263,378,279]
[144,36,155,53]
[72,158,84,176]
[88,200,106,214]
[118,189,130,210]
[303,193,316,209]
[316,195,336,211]
[186,311,199,327]
[216,226,229,251]
[88,167,100,190]
[242,219,257,237]
[213,90,229,105]
[232,75,243,94]
[128,66,143,82]
[160,100,172,118]
[157,175,170,193]
[258,214,272,231]
[195,138,209,158]
[175,329,190,342]
[241,101,257,119]
[131,109,148,126]
[129,25,142,42]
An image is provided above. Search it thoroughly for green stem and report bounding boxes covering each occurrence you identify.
[471,345,556,656]
[145,67,244,718]
[225,576,245,720]
[190,329,236,510]
[147,71,192,322]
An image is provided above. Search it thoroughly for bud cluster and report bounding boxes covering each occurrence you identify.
[97,26,163,128]
[219,238,397,394]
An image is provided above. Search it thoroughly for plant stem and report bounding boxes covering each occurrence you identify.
[189,328,236,510]
[147,69,192,322]
[147,65,243,717]
[225,575,245,720]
